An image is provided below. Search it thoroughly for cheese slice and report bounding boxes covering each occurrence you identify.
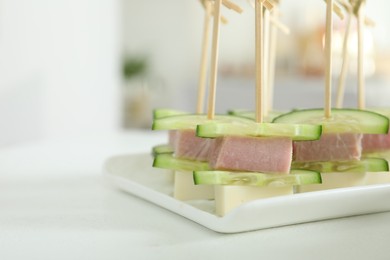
[362,151,390,185]
[297,172,367,193]
[214,185,293,216]
[365,171,390,185]
[365,156,390,185]
[173,171,214,200]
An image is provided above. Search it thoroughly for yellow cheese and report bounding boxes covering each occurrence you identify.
[365,172,390,185]
[297,172,367,193]
[214,185,293,216]
[364,153,390,185]
[173,171,214,200]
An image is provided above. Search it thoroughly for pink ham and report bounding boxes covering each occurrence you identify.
[168,130,178,147]
[362,133,390,153]
[209,136,293,174]
[174,129,214,161]
[293,133,362,162]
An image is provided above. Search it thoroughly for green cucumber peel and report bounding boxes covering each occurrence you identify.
[367,108,390,119]
[273,108,389,134]
[153,154,210,171]
[152,114,254,131]
[153,108,189,119]
[152,144,174,156]
[292,158,389,173]
[193,169,321,187]
[196,122,322,140]
[364,151,390,161]
[228,110,283,122]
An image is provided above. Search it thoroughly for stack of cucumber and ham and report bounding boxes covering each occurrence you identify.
[361,109,390,185]
[152,108,389,216]
[274,108,389,192]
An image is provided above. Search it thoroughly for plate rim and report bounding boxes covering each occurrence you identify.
[103,153,390,233]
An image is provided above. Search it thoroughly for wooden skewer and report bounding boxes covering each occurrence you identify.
[269,15,290,35]
[364,16,375,27]
[246,0,255,10]
[262,0,274,10]
[353,0,363,16]
[333,2,345,19]
[247,0,273,11]
[324,0,334,118]
[335,11,352,108]
[255,0,264,123]
[197,0,212,114]
[201,1,229,28]
[263,9,270,117]
[268,7,279,113]
[222,0,243,14]
[338,0,373,26]
[357,0,365,109]
[323,0,345,20]
[207,0,222,120]
[336,0,349,8]
[248,1,285,116]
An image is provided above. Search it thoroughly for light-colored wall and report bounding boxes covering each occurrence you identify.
[0,0,121,145]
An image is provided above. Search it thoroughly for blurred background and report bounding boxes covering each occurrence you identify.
[1,0,390,146]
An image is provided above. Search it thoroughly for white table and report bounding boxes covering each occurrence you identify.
[1,130,390,260]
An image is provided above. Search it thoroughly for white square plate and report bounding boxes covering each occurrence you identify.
[103,153,390,233]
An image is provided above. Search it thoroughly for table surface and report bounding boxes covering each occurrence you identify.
[1,130,390,260]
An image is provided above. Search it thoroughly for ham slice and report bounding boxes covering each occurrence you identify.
[362,133,390,153]
[293,133,362,162]
[209,136,293,173]
[168,130,178,147]
[173,129,214,161]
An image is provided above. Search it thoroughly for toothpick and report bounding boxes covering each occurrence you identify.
[207,0,222,120]
[263,8,270,117]
[267,7,280,113]
[221,16,229,24]
[255,0,264,123]
[339,0,373,26]
[333,2,345,20]
[352,0,363,16]
[323,0,345,20]
[269,15,290,35]
[324,0,334,118]
[197,0,212,114]
[247,0,273,10]
[336,0,349,8]
[201,1,229,28]
[364,16,375,27]
[336,11,352,108]
[222,0,243,14]
[246,0,255,10]
[357,0,365,109]
[262,0,274,10]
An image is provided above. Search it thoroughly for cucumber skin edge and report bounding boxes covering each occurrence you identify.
[272,108,390,134]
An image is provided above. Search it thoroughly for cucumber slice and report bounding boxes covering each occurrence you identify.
[367,108,390,119]
[193,169,321,187]
[273,108,389,134]
[153,154,210,171]
[152,144,174,156]
[153,108,189,119]
[196,122,322,140]
[228,110,283,122]
[365,151,390,161]
[228,109,251,116]
[292,158,389,173]
[152,114,254,131]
